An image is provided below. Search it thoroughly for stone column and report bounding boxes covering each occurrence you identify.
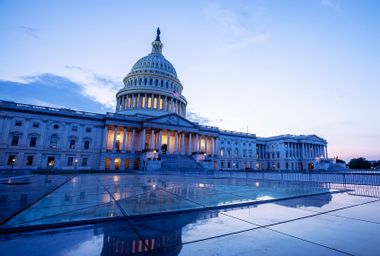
[214,137,218,156]
[174,131,178,154]
[158,130,162,153]
[122,127,127,153]
[181,132,185,155]
[102,126,108,152]
[120,96,124,110]
[144,93,148,109]
[150,129,155,150]
[210,137,214,155]
[141,128,146,151]
[205,136,208,155]
[188,133,192,155]
[302,143,305,159]
[167,130,171,154]
[195,134,199,152]
[131,129,135,153]
[112,126,117,153]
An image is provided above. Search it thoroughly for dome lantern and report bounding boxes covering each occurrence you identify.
[152,27,163,55]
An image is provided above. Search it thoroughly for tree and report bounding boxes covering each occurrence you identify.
[348,157,371,169]
[336,158,346,164]
[372,160,380,169]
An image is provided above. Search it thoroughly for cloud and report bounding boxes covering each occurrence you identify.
[202,2,268,50]
[0,73,115,113]
[186,108,223,126]
[59,66,122,109]
[16,25,40,39]
[320,0,340,10]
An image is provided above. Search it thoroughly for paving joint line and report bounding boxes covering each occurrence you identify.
[95,176,155,256]
[0,174,77,226]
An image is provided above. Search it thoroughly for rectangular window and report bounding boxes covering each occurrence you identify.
[82,157,88,167]
[15,121,22,126]
[153,97,157,109]
[33,122,40,128]
[86,127,92,133]
[47,156,55,167]
[26,156,33,166]
[147,97,152,108]
[72,126,78,131]
[84,140,90,150]
[7,155,16,165]
[159,98,163,109]
[69,139,76,149]
[29,137,37,147]
[11,135,19,146]
[67,157,73,166]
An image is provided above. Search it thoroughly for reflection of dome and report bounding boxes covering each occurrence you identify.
[116,28,187,117]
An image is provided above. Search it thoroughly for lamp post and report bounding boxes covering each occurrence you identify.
[11,158,15,171]
[153,150,157,160]
[74,159,78,174]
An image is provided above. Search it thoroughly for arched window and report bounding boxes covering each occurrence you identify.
[161,80,163,87]
[134,79,137,86]
[166,81,169,88]
[139,78,142,85]
[50,134,59,148]
[149,78,153,85]
[155,79,158,86]
[144,78,147,85]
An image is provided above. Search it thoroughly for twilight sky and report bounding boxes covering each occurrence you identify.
[0,0,379,161]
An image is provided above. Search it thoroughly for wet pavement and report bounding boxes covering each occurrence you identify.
[0,173,379,255]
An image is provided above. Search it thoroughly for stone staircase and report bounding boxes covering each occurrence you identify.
[159,154,205,172]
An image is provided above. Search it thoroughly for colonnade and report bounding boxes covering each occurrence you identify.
[103,125,218,156]
[117,93,186,116]
[286,142,327,159]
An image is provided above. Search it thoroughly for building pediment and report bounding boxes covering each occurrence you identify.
[144,114,198,129]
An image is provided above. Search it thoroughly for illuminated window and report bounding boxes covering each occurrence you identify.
[153,97,157,109]
[7,155,16,165]
[159,98,163,109]
[148,97,152,108]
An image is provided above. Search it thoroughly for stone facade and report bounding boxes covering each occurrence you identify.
[0,29,327,172]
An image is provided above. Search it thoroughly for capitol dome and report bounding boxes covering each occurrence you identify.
[116,28,187,117]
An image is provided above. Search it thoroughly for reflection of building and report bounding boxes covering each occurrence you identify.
[0,29,328,171]
[98,210,218,256]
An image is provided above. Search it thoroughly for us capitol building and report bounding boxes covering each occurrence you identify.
[0,29,328,172]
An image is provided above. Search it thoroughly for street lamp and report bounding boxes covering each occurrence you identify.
[153,150,157,159]
[11,158,15,170]
[74,159,78,173]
